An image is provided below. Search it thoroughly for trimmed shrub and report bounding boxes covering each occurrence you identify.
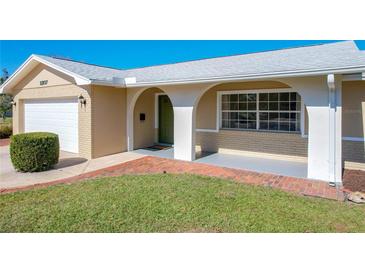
[10,132,59,172]
[0,124,12,139]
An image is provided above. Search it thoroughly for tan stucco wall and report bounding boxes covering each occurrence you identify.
[342,81,365,138]
[14,63,76,89]
[91,85,127,158]
[10,64,93,159]
[133,88,161,149]
[196,81,290,129]
[341,81,365,169]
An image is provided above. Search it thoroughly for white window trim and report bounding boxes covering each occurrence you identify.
[215,88,303,134]
[342,137,365,142]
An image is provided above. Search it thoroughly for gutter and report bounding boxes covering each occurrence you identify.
[123,65,365,88]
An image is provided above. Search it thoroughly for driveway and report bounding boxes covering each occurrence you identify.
[0,145,144,189]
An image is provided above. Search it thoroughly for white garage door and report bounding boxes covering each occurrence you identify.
[24,98,79,153]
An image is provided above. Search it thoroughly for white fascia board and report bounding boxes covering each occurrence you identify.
[124,65,365,88]
[90,79,125,88]
[0,55,91,93]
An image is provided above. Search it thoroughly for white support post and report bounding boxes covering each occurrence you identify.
[126,108,133,151]
[173,106,196,161]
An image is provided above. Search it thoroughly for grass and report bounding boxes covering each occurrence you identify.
[0,174,364,232]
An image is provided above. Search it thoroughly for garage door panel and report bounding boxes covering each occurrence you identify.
[24,99,79,153]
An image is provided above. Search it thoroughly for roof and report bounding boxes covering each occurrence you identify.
[2,41,365,92]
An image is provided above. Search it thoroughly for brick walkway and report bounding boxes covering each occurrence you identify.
[0,156,344,200]
[0,138,10,147]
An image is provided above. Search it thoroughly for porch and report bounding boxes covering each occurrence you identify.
[134,147,307,179]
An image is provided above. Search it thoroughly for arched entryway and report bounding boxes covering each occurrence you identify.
[194,80,308,160]
[132,87,174,149]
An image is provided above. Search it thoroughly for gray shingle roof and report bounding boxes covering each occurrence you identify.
[35,41,365,85]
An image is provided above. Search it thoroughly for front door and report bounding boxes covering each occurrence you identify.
[158,95,174,144]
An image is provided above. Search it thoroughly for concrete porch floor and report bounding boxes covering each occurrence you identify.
[134,148,308,179]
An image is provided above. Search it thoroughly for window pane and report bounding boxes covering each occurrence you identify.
[222,112,229,119]
[290,92,297,101]
[296,101,301,111]
[239,94,247,101]
[230,120,239,128]
[279,93,290,101]
[239,121,247,129]
[269,112,279,121]
[259,121,268,130]
[247,112,256,120]
[290,113,296,122]
[239,102,247,110]
[260,112,268,120]
[289,122,296,131]
[230,94,238,102]
[290,102,298,111]
[279,122,289,131]
[247,121,256,129]
[280,102,289,111]
[222,120,229,128]
[239,112,247,121]
[230,112,238,120]
[222,103,230,110]
[280,112,290,121]
[259,93,268,101]
[247,94,256,102]
[259,102,268,110]
[222,94,229,102]
[269,93,278,101]
[248,103,256,110]
[230,102,238,110]
[269,122,279,130]
[269,102,278,110]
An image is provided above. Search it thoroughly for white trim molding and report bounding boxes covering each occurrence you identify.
[154,92,164,129]
[196,128,219,133]
[216,88,303,134]
[342,137,365,142]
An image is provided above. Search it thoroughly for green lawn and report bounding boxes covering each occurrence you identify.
[0,174,364,232]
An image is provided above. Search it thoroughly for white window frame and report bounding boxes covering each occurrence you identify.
[217,88,303,134]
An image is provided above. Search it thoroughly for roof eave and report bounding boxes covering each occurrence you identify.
[124,65,365,88]
[0,55,91,93]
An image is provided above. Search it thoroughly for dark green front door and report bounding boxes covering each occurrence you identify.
[158,95,174,144]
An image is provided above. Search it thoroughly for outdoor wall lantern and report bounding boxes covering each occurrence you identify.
[10,100,16,107]
[78,95,87,106]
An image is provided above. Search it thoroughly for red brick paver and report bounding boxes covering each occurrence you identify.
[0,156,344,201]
[0,138,10,147]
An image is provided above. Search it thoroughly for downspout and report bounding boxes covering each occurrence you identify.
[327,74,336,186]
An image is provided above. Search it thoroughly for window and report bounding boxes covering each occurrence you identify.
[221,91,301,132]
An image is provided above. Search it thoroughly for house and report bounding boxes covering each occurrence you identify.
[1,41,365,185]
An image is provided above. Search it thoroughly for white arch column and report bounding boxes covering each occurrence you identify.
[126,86,146,151]
[281,76,342,184]
[164,83,212,161]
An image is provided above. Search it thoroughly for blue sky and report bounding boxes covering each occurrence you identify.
[1,40,365,75]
